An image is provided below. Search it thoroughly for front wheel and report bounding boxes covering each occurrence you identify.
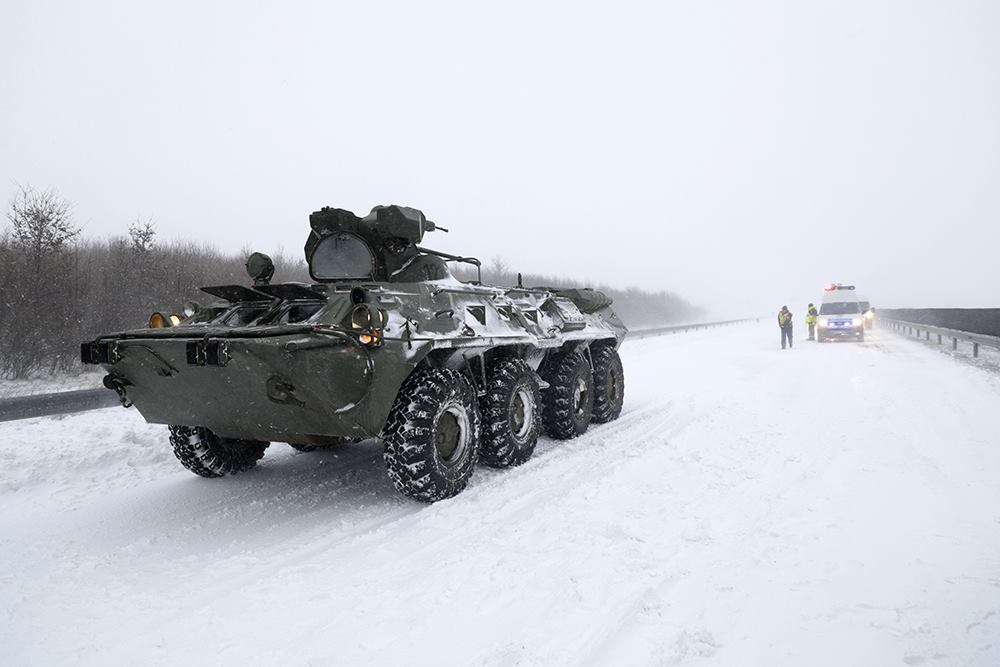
[168,426,269,478]
[382,368,481,502]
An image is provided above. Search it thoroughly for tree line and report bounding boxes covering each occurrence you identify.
[0,185,701,378]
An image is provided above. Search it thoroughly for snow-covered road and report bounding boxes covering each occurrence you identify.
[3,323,999,666]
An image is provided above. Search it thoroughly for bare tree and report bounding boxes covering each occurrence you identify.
[6,185,79,277]
[128,217,156,253]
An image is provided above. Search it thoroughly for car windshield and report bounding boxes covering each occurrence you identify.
[820,302,861,315]
[311,233,374,280]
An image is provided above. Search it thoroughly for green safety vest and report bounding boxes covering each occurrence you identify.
[806,307,818,325]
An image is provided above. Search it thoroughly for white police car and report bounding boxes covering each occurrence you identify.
[816,284,865,342]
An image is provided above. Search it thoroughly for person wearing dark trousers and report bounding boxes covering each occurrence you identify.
[778,305,793,349]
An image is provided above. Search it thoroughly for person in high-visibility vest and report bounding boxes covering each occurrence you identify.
[778,305,794,349]
[806,303,818,340]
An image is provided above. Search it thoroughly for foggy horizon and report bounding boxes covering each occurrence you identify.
[3,1,997,315]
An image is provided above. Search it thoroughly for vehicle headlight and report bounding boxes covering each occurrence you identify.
[864,311,874,320]
[852,317,863,326]
[149,312,183,328]
[351,304,386,348]
[818,317,829,327]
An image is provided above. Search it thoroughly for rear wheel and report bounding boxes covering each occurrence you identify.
[591,346,625,423]
[479,357,541,467]
[540,351,594,440]
[168,426,269,478]
[382,368,481,502]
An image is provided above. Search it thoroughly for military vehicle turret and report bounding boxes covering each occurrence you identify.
[82,205,627,501]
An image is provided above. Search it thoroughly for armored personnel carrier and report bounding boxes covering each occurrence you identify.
[82,205,627,501]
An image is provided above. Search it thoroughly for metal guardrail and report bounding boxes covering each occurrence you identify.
[0,318,755,424]
[881,317,1000,358]
[626,318,755,341]
[0,388,121,423]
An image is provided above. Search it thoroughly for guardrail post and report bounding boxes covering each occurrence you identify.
[952,337,958,350]
[925,331,930,341]
[973,343,980,358]
[937,333,942,345]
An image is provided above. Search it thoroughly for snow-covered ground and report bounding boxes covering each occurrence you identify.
[2,323,999,666]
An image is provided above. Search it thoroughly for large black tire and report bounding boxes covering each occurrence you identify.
[168,425,269,478]
[479,357,542,468]
[591,346,625,424]
[288,438,352,453]
[540,351,594,440]
[382,368,481,502]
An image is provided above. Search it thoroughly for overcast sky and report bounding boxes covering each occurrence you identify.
[2,0,997,314]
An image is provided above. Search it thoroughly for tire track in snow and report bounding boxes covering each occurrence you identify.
[3,396,694,636]
[157,400,695,610]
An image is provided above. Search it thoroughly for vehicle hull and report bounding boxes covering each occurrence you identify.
[96,330,423,443]
[85,282,626,444]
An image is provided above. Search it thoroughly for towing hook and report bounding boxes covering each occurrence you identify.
[103,374,133,409]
